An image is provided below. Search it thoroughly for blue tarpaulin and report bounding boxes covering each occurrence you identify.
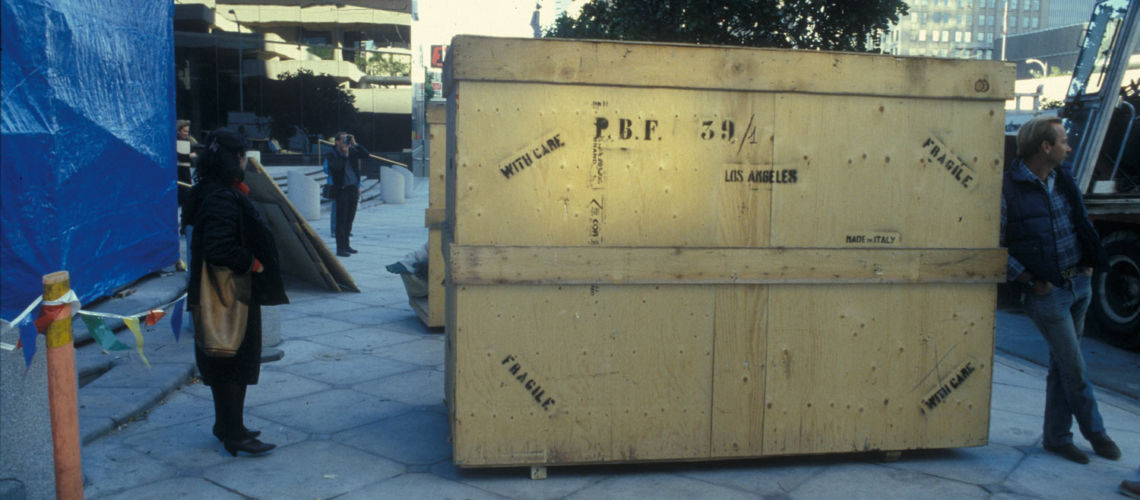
[1,0,177,320]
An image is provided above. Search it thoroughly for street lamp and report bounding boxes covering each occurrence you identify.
[1026,58,1048,77]
[228,9,244,113]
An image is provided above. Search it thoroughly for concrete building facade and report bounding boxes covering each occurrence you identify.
[882,0,1098,60]
[174,0,413,152]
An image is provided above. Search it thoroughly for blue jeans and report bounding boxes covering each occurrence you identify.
[1022,273,1106,447]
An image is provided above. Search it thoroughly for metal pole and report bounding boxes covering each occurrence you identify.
[229,10,244,113]
[1001,0,1009,60]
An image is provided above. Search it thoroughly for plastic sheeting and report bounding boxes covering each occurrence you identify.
[1,0,177,319]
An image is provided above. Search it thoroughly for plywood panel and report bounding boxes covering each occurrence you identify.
[452,285,715,465]
[763,284,993,454]
[769,95,1004,249]
[451,82,778,248]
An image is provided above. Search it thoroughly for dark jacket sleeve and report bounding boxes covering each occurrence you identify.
[199,190,255,274]
[349,144,370,160]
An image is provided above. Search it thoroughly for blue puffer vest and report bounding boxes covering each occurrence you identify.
[1002,159,1106,286]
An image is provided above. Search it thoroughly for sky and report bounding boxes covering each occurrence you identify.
[411,0,583,83]
[415,0,542,48]
[414,0,585,47]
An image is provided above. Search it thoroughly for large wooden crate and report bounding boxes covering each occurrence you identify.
[414,102,447,328]
[444,36,1014,468]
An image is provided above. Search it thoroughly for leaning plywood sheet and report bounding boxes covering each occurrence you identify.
[444,36,1014,468]
[244,159,359,293]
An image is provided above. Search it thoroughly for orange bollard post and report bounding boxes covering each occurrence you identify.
[43,271,83,500]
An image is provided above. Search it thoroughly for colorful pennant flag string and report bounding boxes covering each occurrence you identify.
[122,317,150,369]
[170,297,185,343]
[0,296,43,352]
[79,314,130,352]
[3,291,188,369]
[19,318,37,369]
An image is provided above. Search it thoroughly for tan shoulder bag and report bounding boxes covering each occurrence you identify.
[192,262,252,357]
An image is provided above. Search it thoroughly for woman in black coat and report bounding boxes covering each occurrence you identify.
[182,129,288,456]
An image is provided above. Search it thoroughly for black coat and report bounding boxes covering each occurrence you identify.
[183,181,288,385]
[326,144,370,188]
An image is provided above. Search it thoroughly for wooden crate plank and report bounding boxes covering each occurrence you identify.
[449,36,1015,101]
[449,246,1006,285]
[710,285,768,457]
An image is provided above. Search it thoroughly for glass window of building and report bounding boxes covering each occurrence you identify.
[933,30,940,41]
[988,15,995,26]
[1011,0,1017,8]
[942,30,949,41]
[921,12,928,23]
[965,31,972,42]
[979,14,985,25]
[955,31,962,42]
[919,29,928,41]
[1032,17,1038,28]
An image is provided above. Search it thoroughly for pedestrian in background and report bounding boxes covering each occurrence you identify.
[176,120,198,206]
[326,131,369,257]
[182,129,288,457]
[1001,115,1119,465]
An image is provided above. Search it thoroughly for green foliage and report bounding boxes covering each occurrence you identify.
[424,72,437,102]
[309,46,334,60]
[354,51,411,77]
[263,70,359,145]
[545,0,908,52]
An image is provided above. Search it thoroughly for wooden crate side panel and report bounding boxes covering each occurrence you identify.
[427,227,445,327]
[763,284,994,455]
[429,108,447,211]
[769,95,1005,249]
[452,82,777,247]
[451,285,716,466]
[449,36,1015,101]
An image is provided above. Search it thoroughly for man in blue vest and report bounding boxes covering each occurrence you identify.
[326,131,370,257]
[1002,115,1117,464]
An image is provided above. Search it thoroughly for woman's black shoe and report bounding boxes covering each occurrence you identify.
[213,425,260,441]
[223,437,276,457]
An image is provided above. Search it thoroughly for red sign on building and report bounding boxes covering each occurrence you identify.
[431,45,448,68]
